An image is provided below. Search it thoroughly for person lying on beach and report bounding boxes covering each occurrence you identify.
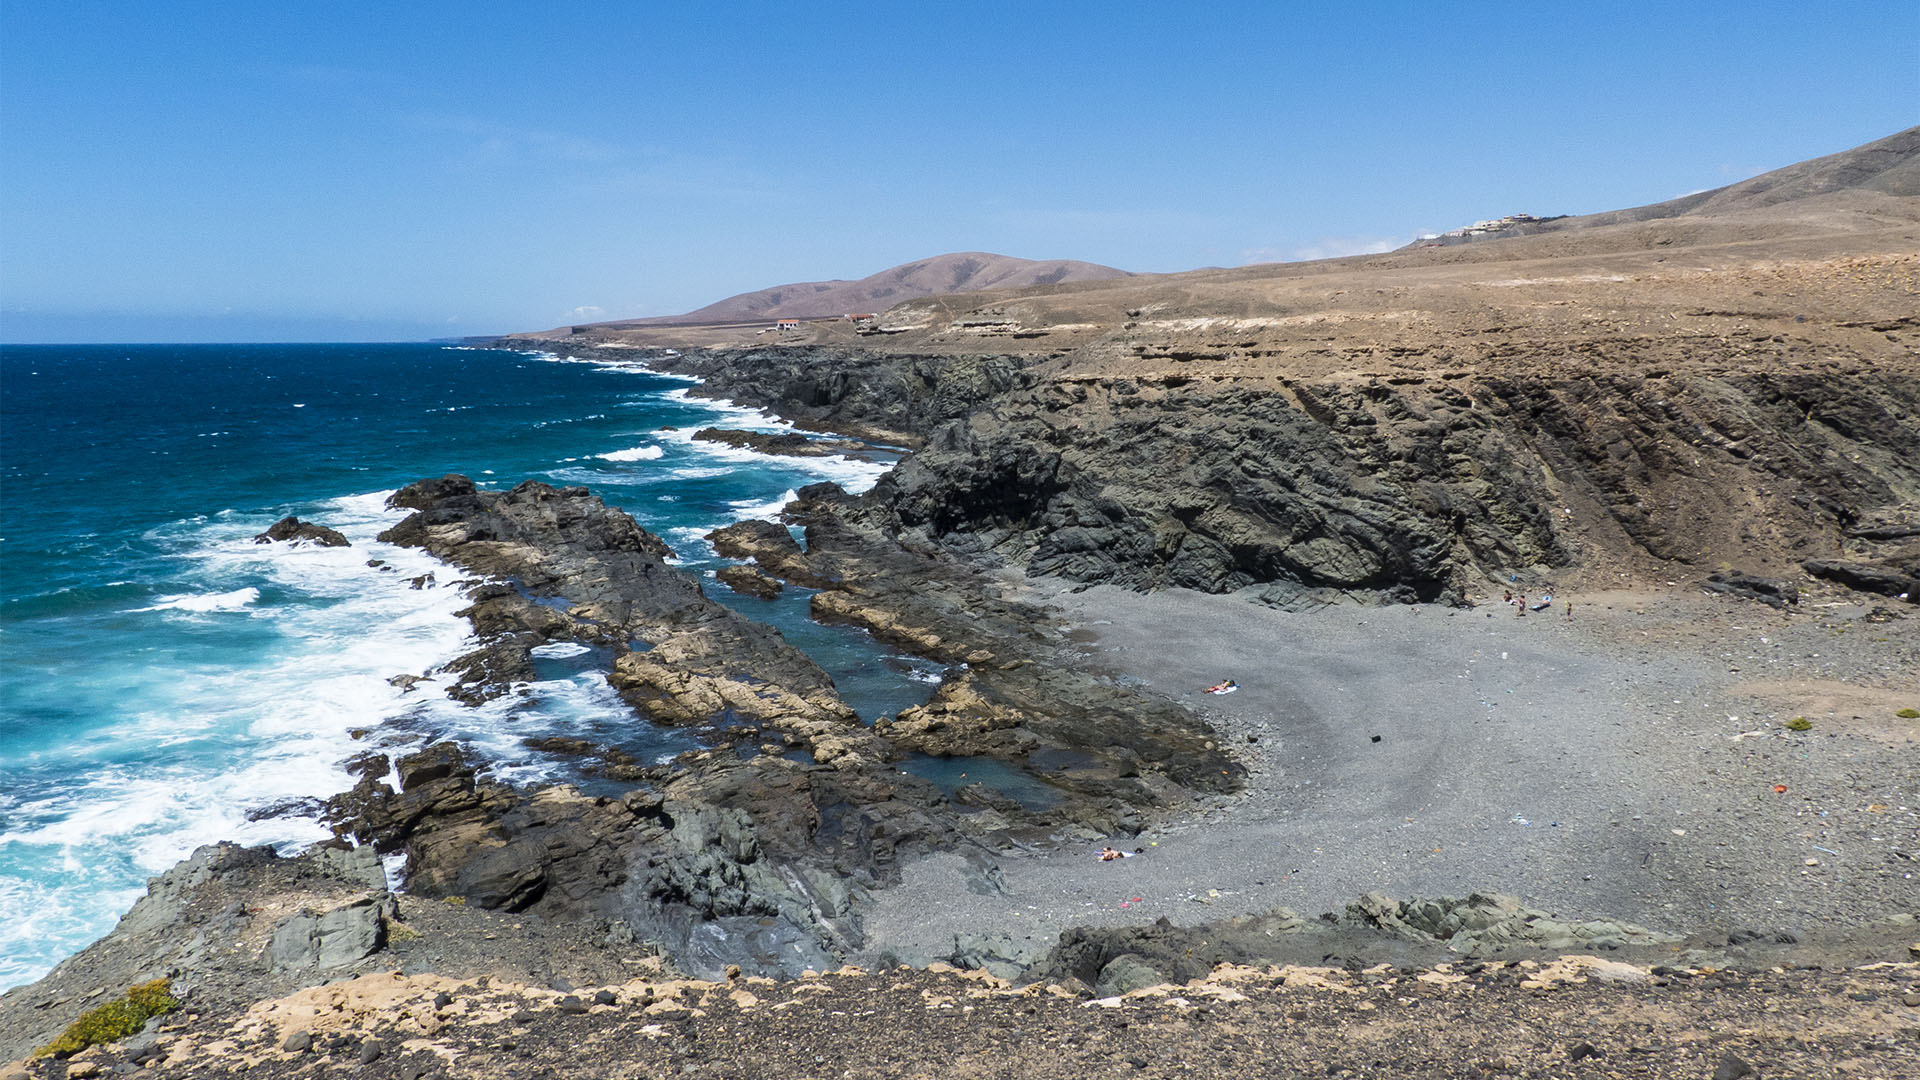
[1205,680,1239,694]
[1099,847,1125,861]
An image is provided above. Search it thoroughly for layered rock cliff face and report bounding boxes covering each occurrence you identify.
[664,348,1920,604]
[661,347,1029,446]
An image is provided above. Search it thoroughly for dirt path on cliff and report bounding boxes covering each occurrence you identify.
[856,584,1918,967]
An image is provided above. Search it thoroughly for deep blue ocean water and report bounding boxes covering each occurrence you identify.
[0,343,940,989]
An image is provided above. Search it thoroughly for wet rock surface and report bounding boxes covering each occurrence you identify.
[251,516,349,547]
[709,483,1245,812]
[315,474,1245,986]
[376,474,853,724]
[690,426,869,458]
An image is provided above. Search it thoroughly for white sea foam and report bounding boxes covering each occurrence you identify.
[665,527,716,559]
[653,425,893,495]
[658,387,790,429]
[531,642,594,659]
[598,444,664,462]
[132,586,261,613]
[727,489,799,522]
[0,491,497,986]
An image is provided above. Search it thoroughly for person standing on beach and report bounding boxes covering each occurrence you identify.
[1515,593,1527,617]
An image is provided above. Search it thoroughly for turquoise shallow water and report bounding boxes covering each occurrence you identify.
[0,343,938,988]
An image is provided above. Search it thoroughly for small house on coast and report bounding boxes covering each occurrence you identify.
[775,318,802,331]
[845,313,877,326]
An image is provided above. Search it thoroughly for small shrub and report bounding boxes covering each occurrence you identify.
[1897,708,1919,719]
[1786,716,1813,732]
[37,978,178,1057]
[387,923,422,943]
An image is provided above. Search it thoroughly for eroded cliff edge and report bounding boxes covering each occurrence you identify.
[649,340,1919,607]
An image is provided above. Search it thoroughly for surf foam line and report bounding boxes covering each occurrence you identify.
[525,347,897,500]
[0,489,489,988]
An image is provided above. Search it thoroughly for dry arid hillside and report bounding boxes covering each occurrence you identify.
[552,252,1132,331]
[547,129,1919,603]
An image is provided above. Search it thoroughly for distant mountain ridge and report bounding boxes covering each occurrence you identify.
[599,252,1132,327]
[1415,125,1920,247]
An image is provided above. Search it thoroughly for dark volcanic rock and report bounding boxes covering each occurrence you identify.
[712,484,1245,807]
[657,346,1033,447]
[1802,557,1919,600]
[715,564,783,599]
[693,427,825,457]
[1703,570,1799,608]
[376,475,857,730]
[253,515,350,547]
[663,348,1920,607]
[351,474,1250,979]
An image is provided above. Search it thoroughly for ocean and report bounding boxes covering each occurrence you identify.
[0,342,940,990]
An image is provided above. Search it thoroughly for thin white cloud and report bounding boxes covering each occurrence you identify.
[405,113,627,163]
[565,305,605,321]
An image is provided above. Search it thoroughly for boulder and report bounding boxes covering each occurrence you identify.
[1094,953,1166,997]
[1802,558,1918,601]
[252,516,350,547]
[716,564,783,599]
[267,893,394,973]
[1702,570,1799,609]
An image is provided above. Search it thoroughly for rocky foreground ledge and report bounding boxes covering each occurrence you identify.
[12,840,1916,1075]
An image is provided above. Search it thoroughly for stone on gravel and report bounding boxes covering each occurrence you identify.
[1713,1051,1755,1080]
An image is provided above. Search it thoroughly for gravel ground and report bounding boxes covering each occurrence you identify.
[16,960,1920,1080]
[857,584,1919,967]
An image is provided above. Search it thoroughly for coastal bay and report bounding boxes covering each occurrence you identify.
[5,130,1919,1075]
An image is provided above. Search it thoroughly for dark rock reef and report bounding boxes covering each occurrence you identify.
[252,516,350,547]
[709,483,1244,810]
[309,474,1242,983]
[376,474,853,722]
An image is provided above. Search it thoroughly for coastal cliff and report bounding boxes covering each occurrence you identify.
[656,344,1920,608]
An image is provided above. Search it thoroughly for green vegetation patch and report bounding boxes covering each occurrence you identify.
[37,978,179,1057]
[1897,708,1919,719]
[1786,716,1814,732]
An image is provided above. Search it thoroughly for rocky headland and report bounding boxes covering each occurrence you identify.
[7,131,1920,1074]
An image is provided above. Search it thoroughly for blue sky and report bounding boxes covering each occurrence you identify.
[2,2,1915,343]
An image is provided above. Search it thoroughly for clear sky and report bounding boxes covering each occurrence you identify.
[2,1,1915,343]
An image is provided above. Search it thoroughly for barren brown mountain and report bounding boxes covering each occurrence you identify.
[559,252,1131,330]
[564,127,1920,605]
